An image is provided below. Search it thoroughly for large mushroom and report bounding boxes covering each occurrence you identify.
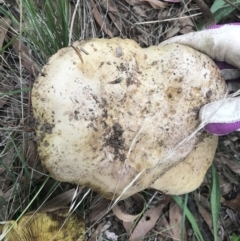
[32,38,227,200]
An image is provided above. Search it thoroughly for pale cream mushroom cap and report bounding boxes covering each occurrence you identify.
[150,134,218,194]
[32,38,226,200]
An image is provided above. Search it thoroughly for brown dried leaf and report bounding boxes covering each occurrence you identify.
[0,17,11,48]
[220,157,240,176]
[39,188,78,212]
[0,18,12,108]
[130,204,163,240]
[24,139,43,180]
[198,205,213,234]
[124,0,140,5]
[0,147,15,190]
[164,0,180,2]
[88,223,105,241]
[194,193,211,210]
[139,0,168,9]
[12,38,40,77]
[218,173,233,196]
[0,186,18,220]
[112,194,145,222]
[89,198,110,223]
[155,213,172,238]
[169,202,184,240]
[178,13,194,35]
[165,25,180,39]
[103,0,123,33]
[165,13,194,39]
[90,0,114,38]
[1,185,20,203]
[224,172,238,185]
[222,195,240,212]
[24,139,39,168]
[123,221,134,235]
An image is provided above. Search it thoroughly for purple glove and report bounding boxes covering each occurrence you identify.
[160,24,240,135]
[200,98,240,135]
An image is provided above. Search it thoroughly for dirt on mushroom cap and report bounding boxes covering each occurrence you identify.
[32,38,227,200]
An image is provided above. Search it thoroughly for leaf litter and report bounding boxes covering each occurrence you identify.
[0,0,240,240]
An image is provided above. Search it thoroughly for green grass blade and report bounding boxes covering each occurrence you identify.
[10,137,30,179]
[230,234,240,241]
[211,0,240,23]
[181,194,188,241]
[0,88,30,97]
[0,36,18,54]
[173,195,204,241]
[211,164,220,241]
[57,0,70,46]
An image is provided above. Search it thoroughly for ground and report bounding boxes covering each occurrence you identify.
[0,0,240,241]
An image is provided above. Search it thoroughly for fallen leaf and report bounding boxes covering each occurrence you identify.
[123,221,134,235]
[220,157,240,176]
[103,0,123,33]
[165,25,180,39]
[91,0,114,38]
[88,223,104,241]
[24,139,44,180]
[155,213,172,239]
[24,139,39,168]
[132,5,148,17]
[223,169,238,185]
[194,193,211,210]
[164,0,180,2]
[169,202,184,240]
[198,205,213,235]
[222,195,240,212]
[218,173,233,196]
[112,193,145,222]
[165,13,194,39]
[178,13,194,34]
[139,0,168,9]
[11,37,40,77]
[0,18,12,109]
[130,204,163,240]
[124,0,140,5]
[0,147,15,191]
[39,188,77,212]
[89,197,110,223]
[0,17,11,49]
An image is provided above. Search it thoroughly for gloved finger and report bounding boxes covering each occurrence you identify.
[214,61,240,93]
[199,97,240,135]
[159,25,240,69]
[215,61,240,81]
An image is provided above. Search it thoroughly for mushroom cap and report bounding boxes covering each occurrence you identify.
[32,38,227,200]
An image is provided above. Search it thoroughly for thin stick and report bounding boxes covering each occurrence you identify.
[134,13,201,25]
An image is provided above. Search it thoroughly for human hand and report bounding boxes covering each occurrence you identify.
[159,24,240,69]
[160,24,240,135]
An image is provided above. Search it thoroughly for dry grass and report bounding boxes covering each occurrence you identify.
[0,0,240,240]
